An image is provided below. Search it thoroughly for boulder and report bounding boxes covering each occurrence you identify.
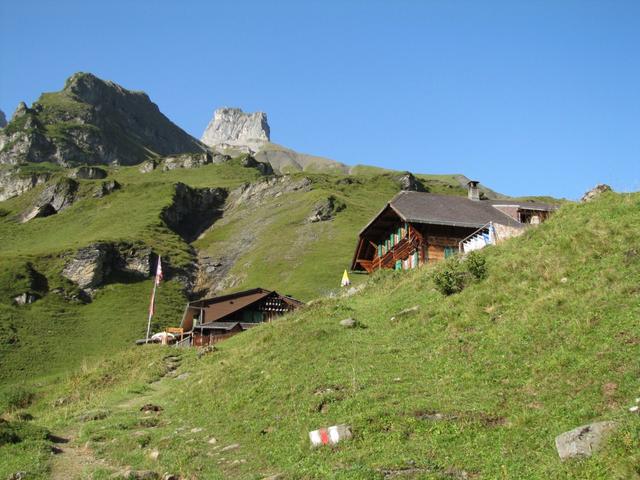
[71,166,107,180]
[581,184,612,203]
[339,318,357,328]
[555,421,617,460]
[308,195,346,223]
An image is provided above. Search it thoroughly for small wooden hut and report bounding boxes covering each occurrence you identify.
[179,288,303,346]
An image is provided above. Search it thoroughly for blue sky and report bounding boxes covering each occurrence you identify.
[1,1,638,199]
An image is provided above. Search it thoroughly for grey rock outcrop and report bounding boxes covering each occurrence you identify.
[241,155,273,175]
[162,152,221,171]
[138,159,159,173]
[581,184,612,203]
[0,168,51,202]
[63,243,112,289]
[555,421,617,460]
[161,183,227,242]
[307,195,346,222]
[0,72,205,167]
[201,107,270,152]
[226,176,312,209]
[0,109,6,128]
[395,172,427,192]
[71,166,107,179]
[20,178,79,222]
[62,242,155,292]
[93,180,121,198]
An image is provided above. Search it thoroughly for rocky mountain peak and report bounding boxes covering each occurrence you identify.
[62,72,152,108]
[0,109,6,128]
[0,72,204,167]
[201,107,270,152]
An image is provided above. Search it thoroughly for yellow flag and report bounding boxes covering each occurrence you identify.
[341,269,351,287]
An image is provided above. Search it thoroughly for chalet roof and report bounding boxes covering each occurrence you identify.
[195,322,258,331]
[360,191,557,234]
[183,288,303,330]
[188,289,272,323]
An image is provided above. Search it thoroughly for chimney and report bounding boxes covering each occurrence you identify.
[467,180,480,201]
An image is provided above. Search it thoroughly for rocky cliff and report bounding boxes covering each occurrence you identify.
[0,72,204,167]
[0,109,6,128]
[201,107,270,152]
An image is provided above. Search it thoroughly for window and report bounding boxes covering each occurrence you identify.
[444,246,456,258]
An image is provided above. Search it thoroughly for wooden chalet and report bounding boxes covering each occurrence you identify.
[179,288,303,346]
[351,181,557,273]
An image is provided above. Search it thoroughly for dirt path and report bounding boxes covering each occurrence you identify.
[48,355,183,479]
[49,431,107,480]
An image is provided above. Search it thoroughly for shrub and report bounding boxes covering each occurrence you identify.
[466,251,488,280]
[433,258,466,295]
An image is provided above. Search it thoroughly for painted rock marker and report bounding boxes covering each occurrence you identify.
[309,424,352,447]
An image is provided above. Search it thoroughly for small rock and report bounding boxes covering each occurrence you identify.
[560,277,568,283]
[208,437,217,444]
[12,292,39,306]
[140,404,163,412]
[555,421,617,460]
[309,424,353,447]
[307,195,345,223]
[262,475,284,480]
[390,305,420,322]
[339,318,357,328]
[175,372,190,380]
[629,406,639,413]
[190,427,203,433]
[8,472,28,480]
[162,474,180,480]
[119,470,160,480]
[219,443,240,452]
[149,449,160,461]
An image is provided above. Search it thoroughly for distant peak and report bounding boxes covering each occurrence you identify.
[201,107,270,151]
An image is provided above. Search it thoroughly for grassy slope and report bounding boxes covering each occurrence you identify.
[3,191,638,479]
[0,161,478,386]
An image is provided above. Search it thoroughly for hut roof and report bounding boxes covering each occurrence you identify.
[360,191,556,234]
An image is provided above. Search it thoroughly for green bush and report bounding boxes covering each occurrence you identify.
[432,257,466,295]
[466,251,488,280]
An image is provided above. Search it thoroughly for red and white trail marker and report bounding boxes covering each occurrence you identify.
[309,424,352,447]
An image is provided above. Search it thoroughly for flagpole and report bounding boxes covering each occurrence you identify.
[145,279,157,343]
[145,256,162,344]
